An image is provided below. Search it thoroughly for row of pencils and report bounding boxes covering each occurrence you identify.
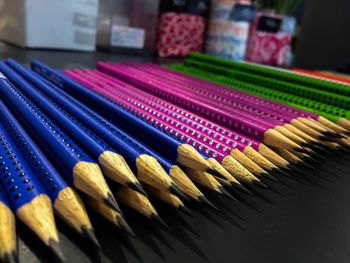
[0,56,348,263]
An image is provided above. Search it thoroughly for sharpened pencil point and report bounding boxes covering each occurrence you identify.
[127,182,148,197]
[287,164,307,176]
[323,132,345,139]
[207,168,225,179]
[262,172,279,183]
[299,159,315,170]
[234,183,254,196]
[169,183,188,201]
[294,147,311,154]
[151,214,168,229]
[178,205,193,217]
[198,195,217,210]
[48,239,65,263]
[339,147,350,154]
[252,180,268,190]
[219,186,238,201]
[3,251,17,263]
[81,226,100,248]
[118,216,136,237]
[104,193,121,212]
[273,168,291,178]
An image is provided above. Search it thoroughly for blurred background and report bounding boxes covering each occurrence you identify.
[0,0,348,73]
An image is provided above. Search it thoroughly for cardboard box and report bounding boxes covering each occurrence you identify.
[0,0,99,51]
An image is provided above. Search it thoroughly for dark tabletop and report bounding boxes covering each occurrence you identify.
[1,43,349,263]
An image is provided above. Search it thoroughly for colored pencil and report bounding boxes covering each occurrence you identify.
[31,60,213,173]
[89,65,295,170]
[113,186,166,225]
[3,60,146,197]
[50,70,245,196]
[68,69,275,186]
[0,99,99,247]
[0,121,64,261]
[186,53,350,110]
[86,196,135,236]
[97,62,303,152]
[31,69,213,203]
[182,58,348,139]
[128,62,347,141]
[172,61,350,132]
[10,63,190,200]
[0,182,16,263]
[66,69,268,190]
[94,68,289,174]
[0,67,119,211]
[144,185,193,216]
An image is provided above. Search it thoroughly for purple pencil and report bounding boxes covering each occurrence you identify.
[128,63,347,137]
[121,62,338,144]
[66,69,271,188]
[77,69,288,176]
[74,69,283,182]
[97,62,302,153]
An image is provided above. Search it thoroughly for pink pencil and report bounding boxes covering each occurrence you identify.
[127,63,347,137]
[96,62,302,152]
[65,69,269,187]
[70,69,289,173]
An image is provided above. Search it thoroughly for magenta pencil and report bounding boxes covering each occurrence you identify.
[117,64,324,146]
[96,62,302,152]
[66,69,285,181]
[65,70,269,186]
[127,63,347,136]
[73,68,286,173]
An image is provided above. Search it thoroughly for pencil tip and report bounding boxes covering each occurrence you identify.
[198,195,217,209]
[3,251,17,263]
[287,164,307,176]
[323,132,345,139]
[274,168,291,178]
[207,168,225,179]
[262,172,279,183]
[219,186,238,201]
[151,214,168,229]
[48,239,65,263]
[104,193,121,212]
[127,182,148,197]
[252,180,269,190]
[178,205,193,217]
[118,216,136,237]
[293,147,310,154]
[169,183,188,201]
[234,183,254,196]
[81,226,100,249]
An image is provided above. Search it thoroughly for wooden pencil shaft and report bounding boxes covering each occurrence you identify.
[0,184,16,259]
[115,186,157,218]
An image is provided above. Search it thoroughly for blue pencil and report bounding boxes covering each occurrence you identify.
[0,182,16,263]
[0,99,99,247]
[0,70,119,211]
[9,61,188,199]
[22,64,211,201]
[1,61,145,196]
[31,60,212,172]
[0,120,64,261]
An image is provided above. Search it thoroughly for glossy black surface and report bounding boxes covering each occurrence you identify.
[1,43,349,263]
